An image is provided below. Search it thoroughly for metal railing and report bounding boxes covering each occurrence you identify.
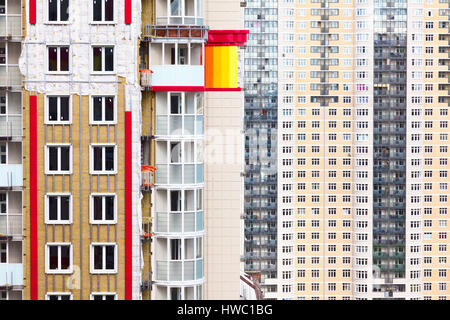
[142,24,208,41]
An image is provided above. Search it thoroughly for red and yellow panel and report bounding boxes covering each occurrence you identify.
[205,30,249,91]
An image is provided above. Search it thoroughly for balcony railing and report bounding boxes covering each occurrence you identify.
[155,259,203,282]
[0,15,21,38]
[155,210,203,233]
[155,115,203,136]
[0,214,22,238]
[0,263,23,287]
[0,164,22,189]
[142,24,208,41]
[0,66,21,88]
[155,163,203,185]
[149,65,204,88]
[0,116,22,138]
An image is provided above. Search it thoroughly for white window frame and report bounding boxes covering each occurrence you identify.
[45,243,73,274]
[45,293,73,300]
[90,243,118,274]
[89,95,117,124]
[45,143,73,175]
[89,143,117,175]
[90,292,117,300]
[91,45,115,74]
[45,95,72,124]
[45,193,73,224]
[46,45,71,74]
[89,193,117,224]
[90,0,116,24]
[45,0,70,24]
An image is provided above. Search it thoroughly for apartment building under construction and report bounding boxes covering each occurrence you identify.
[0,0,246,300]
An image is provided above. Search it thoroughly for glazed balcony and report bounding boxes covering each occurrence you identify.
[0,0,22,39]
[144,42,204,89]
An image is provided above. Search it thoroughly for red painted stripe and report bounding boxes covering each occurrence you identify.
[124,111,132,300]
[29,0,36,24]
[125,0,132,24]
[29,95,38,300]
[151,86,205,92]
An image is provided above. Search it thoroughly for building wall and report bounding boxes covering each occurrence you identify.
[204,90,244,299]
[203,0,245,300]
[21,0,142,300]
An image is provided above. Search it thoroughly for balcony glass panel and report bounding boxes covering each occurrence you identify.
[169,261,182,281]
[169,212,182,233]
[196,164,203,183]
[196,211,203,231]
[195,116,203,135]
[184,211,195,232]
[0,115,21,137]
[184,164,195,184]
[184,115,194,135]
[0,66,21,87]
[169,116,182,135]
[149,65,204,87]
[196,259,203,279]
[0,16,21,38]
[184,261,194,280]
[0,214,21,236]
[0,263,23,286]
[169,165,182,184]
[156,212,168,232]
[0,164,22,188]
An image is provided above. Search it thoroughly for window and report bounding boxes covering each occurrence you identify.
[90,293,117,300]
[46,96,71,124]
[0,241,6,263]
[0,143,6,164]
[48,0,69,22]
[46,293,72,300]
[90,194,116,224]
[90,96,115,124]
[92,0,114,22]
[90,243,117,273]
[45,243,73,274]
[48,46,70,72]
[45,144,72,174]
[45,194,72,224]
[92,46,114,72]
[90,144,116,174]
